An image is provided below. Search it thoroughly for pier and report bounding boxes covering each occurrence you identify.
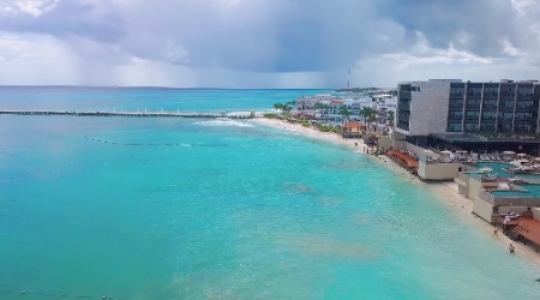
[0,109,258,119]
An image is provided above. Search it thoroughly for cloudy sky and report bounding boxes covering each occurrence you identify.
[0,0,539,88]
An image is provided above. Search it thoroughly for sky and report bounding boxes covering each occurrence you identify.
[0,0,539,88]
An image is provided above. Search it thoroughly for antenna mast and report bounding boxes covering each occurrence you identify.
[347,67,350,90]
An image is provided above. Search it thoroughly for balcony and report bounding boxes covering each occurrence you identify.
[466,101,481,108]
[483,92,499,98]
[448,115,463,121]
[481,116,497,121]
[449,105,464,111]
[499,105,515,112]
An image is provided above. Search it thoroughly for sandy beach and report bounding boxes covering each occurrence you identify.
[252,117,540,266]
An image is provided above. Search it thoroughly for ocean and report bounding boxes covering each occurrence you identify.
[1,87,540,300]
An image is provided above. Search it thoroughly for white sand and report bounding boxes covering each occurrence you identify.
[252,117,540,265]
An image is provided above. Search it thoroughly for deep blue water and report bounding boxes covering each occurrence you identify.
[1,88,540,299]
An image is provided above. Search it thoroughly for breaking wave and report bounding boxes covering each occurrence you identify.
[194,118,254,128]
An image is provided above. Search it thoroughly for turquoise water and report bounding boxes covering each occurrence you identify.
[475,162,540,182]
[0,87,329,112]
[1,89,540,299]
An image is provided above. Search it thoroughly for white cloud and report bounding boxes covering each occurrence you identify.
[0,0,58,17]
[0,0,540,88]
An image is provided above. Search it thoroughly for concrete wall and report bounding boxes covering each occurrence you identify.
[467,177,483,200]
[498,206,529,214]
[492,198,540,207]
[473,197,494,223]
[408,80,452,136]
[378,136,392,151]
[533,208,540,221]
[418,162,464,181]
[392,139,407,150]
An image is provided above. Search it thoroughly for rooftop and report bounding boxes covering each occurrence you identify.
[431,132,540,144]
[342,121,366,129]
[470,162,540,182]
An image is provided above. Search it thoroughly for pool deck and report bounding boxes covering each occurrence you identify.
[496,215,540,247]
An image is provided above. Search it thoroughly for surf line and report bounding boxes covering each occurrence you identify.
[82,136,227,147]
[83,135,193,147]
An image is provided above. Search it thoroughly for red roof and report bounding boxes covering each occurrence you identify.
[388,150,419,169]
[342,121,366,129]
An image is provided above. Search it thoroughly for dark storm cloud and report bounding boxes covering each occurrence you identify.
[0,0,532,72]
[0,0,125,43]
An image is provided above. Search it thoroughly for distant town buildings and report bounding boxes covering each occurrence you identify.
[294,89,397,130]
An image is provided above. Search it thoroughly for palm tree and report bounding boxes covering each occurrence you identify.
[287,100,297,110]
[282,103,293,112]
[323,104,331,120]
[360,107,376,125]
[273,103,283,111]
[313,102,325,120]
[338,105,351,124]
[368,115,378,132]
[386,110,395,125]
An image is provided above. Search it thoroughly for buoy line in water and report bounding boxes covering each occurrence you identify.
[1,288,122,299]
[83,136,226,147]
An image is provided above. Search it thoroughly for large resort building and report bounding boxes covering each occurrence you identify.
[380,79,540,251]
[396,79,540,154]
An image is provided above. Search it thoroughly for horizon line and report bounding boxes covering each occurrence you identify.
[0,84,344,90]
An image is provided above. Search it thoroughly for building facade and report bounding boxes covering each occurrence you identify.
[395,79,540,152]
[396,79,457,136]
[446,80,540,133]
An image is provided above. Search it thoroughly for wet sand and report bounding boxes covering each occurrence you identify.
[252,117,540,266]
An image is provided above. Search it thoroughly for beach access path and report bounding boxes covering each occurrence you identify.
[251,117,540,266]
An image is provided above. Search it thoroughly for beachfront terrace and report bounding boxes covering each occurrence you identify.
[387,150,418,174]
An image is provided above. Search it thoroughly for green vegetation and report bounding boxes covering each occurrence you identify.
[359,107,377,124]
[263,113,280,119]
[273,101,296,113]
[299,119,311,127]
[316,124,341,134]
[313,102,331,120]
[338,105,351,123]
[386,110,394,125]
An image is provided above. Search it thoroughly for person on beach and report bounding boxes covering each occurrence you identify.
[509,243,515,254]
[503,215,511,233]
[493,227,499,237]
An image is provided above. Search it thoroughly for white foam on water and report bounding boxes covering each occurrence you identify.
[194,119,254,128]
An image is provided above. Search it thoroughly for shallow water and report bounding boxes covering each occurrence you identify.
[1,89,540,299]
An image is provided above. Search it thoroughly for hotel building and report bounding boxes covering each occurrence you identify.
[395,79,540,154]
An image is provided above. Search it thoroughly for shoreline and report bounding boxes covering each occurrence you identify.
[251,117,540,266]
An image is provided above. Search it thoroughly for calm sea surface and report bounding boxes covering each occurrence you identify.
[1,87,540,299]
